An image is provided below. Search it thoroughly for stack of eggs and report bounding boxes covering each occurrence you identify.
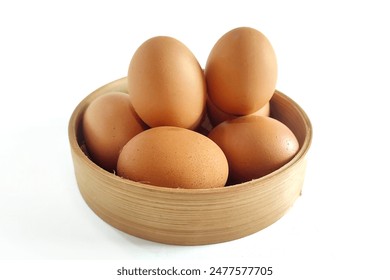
[82,27,299,189]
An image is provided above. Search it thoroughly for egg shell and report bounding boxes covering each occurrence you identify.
[207,95,270,127]
[208,115,299,184]
[128,36,206,129]
[205,27,277,115]
[117,126,229,189]
[82,92,147,172]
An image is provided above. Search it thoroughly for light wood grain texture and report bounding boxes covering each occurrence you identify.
[68,77,312,245]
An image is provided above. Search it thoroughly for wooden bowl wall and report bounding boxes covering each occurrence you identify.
[68,77,312,245]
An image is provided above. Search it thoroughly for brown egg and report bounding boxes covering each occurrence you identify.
[205,27,277,115]
[207,95,270,127]
[117,126,228,189]
[208,115,299,184]
[82,92,147,172]
[128,36,206,129]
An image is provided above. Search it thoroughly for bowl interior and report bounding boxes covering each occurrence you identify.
[69,76,312,192]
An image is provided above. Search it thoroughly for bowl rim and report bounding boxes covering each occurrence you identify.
[68,76,312,194]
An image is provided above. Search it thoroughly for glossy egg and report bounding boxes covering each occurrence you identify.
[205,27,277,115]
[82,92,147,172]
[128,36,206,129]
[117,126,229,189]
[208,115,299,184]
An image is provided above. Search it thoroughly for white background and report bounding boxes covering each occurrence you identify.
[1,0,389,279]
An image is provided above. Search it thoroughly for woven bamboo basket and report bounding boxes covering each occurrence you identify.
[68,77,312,245]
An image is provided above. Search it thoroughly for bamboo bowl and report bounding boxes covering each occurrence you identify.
[68,77,312,245]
